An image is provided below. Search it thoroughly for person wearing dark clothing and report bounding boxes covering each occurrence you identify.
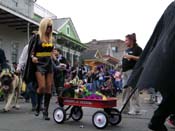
[16,43,38,111]
[121,33,142,115]
[52,48,67,97]
[0,48,6,65]
[26,82,37,110]
[127,2,175,131]
[0,48,8,71]
[91,67,100,92]
[23,18,54,120]
[78,64,83,80]
[122,42,142,72]
[0,48,5,100]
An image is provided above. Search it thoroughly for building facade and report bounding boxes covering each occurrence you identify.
[86,39,126,64]
[0,0,86,66]
[0,0,38,63]
[0,0,35,18]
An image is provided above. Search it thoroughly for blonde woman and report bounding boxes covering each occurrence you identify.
[24,18,54,120]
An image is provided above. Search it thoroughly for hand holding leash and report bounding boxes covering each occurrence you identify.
[32,56,38,63]
[14,70,21,76]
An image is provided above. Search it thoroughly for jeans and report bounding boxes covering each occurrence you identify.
[114,80,123,91]
[27,82,37,108]
[92,80,99,92]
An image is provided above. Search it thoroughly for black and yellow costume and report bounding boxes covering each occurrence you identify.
[23,34,53,120]
[23,35,54,83]
[34,40,53,73]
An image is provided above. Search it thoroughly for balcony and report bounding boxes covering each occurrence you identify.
[0,0,57,22]
[34,3,57,21]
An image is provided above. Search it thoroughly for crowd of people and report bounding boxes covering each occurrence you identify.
[0,18,123,121]
[1,1,175,129]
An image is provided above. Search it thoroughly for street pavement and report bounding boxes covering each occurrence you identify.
[0,92,174,131]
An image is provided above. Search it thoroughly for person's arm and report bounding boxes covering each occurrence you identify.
[124,46,142,61]
[124,54,140,60]
[51,52,60,65]
[16,44,28,72]
[30,35,39,64]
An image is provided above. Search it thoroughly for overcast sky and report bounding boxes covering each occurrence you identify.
[36,0,173,48]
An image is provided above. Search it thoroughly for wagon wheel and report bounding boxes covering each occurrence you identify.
[70,106,83,121]
[105,108,122,125]
[92,111,108,129]
[53,107,66,124]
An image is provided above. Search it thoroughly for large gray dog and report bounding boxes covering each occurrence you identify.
[0,69,22,112]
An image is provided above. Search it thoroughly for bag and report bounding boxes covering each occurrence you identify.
[21,81,27,93]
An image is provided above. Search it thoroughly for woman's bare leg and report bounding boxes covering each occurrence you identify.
[35,72,46,93]
[35,72,46,116]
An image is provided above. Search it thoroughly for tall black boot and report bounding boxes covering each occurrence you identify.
[35,93,43,116]
[43,93,51,120]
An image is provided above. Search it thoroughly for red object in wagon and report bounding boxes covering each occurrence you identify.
[64,83,71,88]
[62,97,117,108]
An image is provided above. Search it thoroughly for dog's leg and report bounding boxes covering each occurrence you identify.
[13,77,21,109]
[4,92,14,112]
[13,88,20,109]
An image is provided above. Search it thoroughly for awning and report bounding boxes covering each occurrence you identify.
[84,58,113,67]
[103,55,119,65]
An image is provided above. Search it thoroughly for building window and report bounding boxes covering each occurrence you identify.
[112,46,118,52]
[73,54,78,63]
[13,0,18,7]
[63,50,67,58]
[11,42,19,63]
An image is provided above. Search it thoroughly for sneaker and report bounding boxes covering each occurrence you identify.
[122,110,129,114]
[167,119,175,128]
[128,111,137,115]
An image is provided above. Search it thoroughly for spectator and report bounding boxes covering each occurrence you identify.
[52,47,67,97]
[0,48,8,71]
[121,33,142,115]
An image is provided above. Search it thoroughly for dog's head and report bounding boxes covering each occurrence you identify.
[0,69,14,92]
[74,85,86,98]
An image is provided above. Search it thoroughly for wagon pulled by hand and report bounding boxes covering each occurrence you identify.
[53,97,121,129]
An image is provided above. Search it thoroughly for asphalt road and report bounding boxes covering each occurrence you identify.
[0,93,174,131]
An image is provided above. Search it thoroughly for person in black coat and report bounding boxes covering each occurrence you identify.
[127,1,175,131]
[23,18,54,120]
[0,48,6,64]
[0,48,7,101]
[0,48,8,71]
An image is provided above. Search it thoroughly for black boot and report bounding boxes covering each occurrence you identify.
[43,93,51,120]
[35,93,43,116]
[148,122,167,131]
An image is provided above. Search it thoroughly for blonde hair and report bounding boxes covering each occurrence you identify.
[38,18,53,43]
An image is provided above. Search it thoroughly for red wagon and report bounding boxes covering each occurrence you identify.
[53,97,122,129]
